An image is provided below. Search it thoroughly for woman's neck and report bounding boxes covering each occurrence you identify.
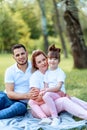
[39,69,46,74]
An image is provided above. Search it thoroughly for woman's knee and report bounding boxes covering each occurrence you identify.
[63,97,69,101]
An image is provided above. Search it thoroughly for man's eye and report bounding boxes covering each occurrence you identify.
[16,54,19,57]
[21,53,25,55]
[15,53,25,57]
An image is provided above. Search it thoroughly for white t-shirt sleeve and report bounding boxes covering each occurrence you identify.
[29,73,39,89]
[4,68,14,83]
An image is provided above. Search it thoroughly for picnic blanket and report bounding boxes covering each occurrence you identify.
[0,110,86,130]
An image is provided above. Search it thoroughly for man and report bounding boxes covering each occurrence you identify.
[0,44,38,119]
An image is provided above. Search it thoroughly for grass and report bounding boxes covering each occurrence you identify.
[59,54,87,101]
[0,53,87,102]
[0,54,15,90]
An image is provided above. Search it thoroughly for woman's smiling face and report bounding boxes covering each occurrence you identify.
[35,54,48,74]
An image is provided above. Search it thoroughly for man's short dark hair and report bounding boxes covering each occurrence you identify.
[11,44,26,54]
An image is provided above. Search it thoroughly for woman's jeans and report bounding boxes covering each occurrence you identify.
[0,92,27,119]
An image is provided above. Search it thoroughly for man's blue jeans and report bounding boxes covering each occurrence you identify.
[0,92,27,119]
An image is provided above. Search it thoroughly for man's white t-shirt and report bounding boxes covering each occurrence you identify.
[4,61,32,103]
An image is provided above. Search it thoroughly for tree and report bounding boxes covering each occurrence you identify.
[37,0,49,53]
[53,0,68,58]
[64,0,87,68]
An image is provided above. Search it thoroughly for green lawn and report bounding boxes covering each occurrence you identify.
[0,54,15,90]
[0,53,87,102]
[60,55,87,101]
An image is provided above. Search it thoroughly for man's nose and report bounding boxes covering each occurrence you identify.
[19,54,23,58]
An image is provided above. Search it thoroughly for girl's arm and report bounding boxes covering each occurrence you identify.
[44,82,70,98]
[45,81,63,92]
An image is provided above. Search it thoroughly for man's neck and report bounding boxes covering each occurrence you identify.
[17,62,28,72]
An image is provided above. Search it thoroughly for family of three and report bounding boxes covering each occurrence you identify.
[0,43,87,128]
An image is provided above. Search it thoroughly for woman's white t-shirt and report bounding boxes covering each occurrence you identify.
[29,70,44,90]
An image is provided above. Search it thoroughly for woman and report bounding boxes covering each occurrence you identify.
[28,47,87,126]
[28,50,52,123]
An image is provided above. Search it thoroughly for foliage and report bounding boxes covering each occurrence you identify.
[21,3,41,39]
[0,3,19,52]
[12,12,30,49]
[0,0,87,56]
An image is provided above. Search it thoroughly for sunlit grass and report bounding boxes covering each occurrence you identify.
[66,69,87,101]
[0,54,15,90]
[59,54,74,72]
[60,54,87,101]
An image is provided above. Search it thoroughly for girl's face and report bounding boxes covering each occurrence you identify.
[48,57,59,70]
[35,54,48,74]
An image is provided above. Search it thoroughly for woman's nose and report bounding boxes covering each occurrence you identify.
[42,61,45,65]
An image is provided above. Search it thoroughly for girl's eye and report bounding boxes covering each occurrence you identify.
[54,58,57,60]
[38,61,41,64]
[49,58,57,60]
[43,58,46,61]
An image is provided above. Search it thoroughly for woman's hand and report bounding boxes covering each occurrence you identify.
[29,87,40,100]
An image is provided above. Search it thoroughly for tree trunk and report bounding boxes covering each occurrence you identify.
[64,0,87,68]
[53,0,68,58]
[38,0,49,53]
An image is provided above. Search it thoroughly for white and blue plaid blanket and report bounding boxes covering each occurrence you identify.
[0,110,86,130]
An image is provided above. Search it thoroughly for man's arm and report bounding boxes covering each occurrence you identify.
[5,83,38,100]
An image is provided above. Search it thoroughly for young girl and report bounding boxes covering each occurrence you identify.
[39,44,69,127]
